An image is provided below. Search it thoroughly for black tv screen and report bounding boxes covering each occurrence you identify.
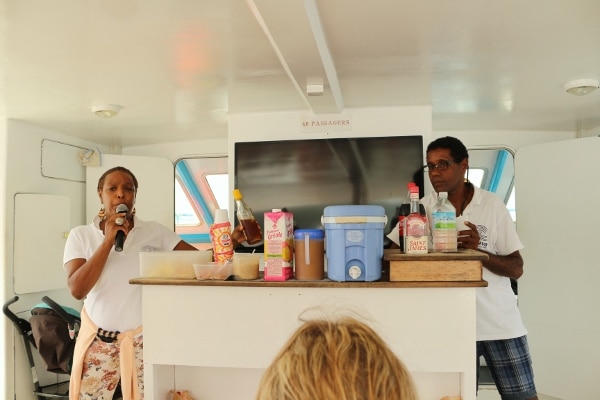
[234,135,424,238]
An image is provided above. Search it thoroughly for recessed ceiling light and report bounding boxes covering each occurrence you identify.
[92,104,122,118]
[563,79,599,96]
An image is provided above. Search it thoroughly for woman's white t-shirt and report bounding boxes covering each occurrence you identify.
[63,216,182,332]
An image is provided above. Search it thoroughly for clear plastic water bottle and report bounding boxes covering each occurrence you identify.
[431,192,457,252]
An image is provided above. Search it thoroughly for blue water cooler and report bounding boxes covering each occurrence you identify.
[322,205,387,281]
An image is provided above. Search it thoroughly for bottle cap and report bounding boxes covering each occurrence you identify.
[233,189,242,200]
[214,209,230,223]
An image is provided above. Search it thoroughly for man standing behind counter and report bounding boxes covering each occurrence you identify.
[388,136,538,399]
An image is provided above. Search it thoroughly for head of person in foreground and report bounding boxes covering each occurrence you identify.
[255,316,418,400]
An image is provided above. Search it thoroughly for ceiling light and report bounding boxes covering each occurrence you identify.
[92,104,122,118]
[307,83,324,96]
[563,79,599,96]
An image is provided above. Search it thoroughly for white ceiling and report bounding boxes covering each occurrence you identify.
[1,0,599,147]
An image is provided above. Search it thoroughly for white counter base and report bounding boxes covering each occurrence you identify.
[139,283,479,400]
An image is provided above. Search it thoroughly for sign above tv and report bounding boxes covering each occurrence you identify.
[300,113,352,132]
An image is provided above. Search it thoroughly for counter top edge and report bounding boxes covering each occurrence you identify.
[130,278,487,288]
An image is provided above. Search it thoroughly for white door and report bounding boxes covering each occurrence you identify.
[515,137,600,399]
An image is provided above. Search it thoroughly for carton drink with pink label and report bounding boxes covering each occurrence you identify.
[264,209,294,281]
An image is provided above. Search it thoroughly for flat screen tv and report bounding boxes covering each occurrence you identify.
[234,135,424,243]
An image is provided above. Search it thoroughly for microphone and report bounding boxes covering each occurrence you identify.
[114,204,129,252]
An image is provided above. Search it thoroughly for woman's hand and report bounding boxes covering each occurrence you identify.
[103,213,130,244]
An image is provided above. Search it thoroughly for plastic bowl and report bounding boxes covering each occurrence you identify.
[140,250,212,279]
[193,262,233,280]
[232,253,261,280]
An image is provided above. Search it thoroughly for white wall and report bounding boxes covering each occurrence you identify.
[437,130,575,151]
[516,137,599,399]
[1,120,108,400]
[1,113,577,400]
[228,106,433,144]
[0,119,8,398]
[124,137,228,161]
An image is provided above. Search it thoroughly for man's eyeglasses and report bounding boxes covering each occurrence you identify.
[424,160,454,171]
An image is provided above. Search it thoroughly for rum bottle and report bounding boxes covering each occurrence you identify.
[404,185,428,254]
[398,182,416,251]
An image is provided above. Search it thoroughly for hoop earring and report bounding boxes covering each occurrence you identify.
[98,206,106,220]
[132,207,136,216]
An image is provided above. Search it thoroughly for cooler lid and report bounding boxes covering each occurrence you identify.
[323,205,385,217]
[321,205,387,224]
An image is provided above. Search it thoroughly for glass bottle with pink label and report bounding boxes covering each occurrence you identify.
[404,185,428,254]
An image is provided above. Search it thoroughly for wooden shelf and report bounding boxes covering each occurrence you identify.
[384,249,488,282]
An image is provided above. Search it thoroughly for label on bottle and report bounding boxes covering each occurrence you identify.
[432,210,457,252]
[405,215,428,254]
[210,222,234,263]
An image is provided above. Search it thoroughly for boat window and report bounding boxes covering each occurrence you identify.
[174,156,229,250]
[467,168,485,188]
[468,147,516,221]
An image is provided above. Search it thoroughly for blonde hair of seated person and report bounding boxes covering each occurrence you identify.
[255,316,418,400]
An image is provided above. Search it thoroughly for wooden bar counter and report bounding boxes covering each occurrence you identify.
[131,249,487,400]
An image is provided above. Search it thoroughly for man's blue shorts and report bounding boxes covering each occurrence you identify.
[477,335,537,400]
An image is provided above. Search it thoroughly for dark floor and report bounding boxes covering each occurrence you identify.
[479,365,494,385]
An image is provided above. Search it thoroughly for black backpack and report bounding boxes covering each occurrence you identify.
[30,299,80,374]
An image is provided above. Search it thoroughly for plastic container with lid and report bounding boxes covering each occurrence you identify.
[294,229,325,280]
[322,205,387,282]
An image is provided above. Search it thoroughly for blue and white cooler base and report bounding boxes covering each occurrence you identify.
[322,205,387,282]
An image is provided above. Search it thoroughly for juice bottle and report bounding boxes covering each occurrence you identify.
[233,189,263,245]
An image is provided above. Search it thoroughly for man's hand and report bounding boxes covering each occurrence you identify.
[458,221,480,250]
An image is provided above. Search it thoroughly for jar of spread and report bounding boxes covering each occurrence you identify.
[294,229,325,280]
